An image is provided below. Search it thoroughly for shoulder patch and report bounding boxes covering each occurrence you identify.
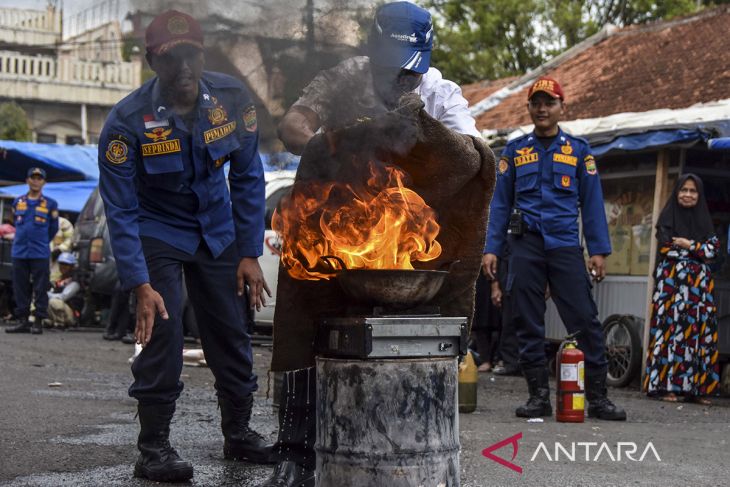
[498,157,509,175]
[105,139,129,165]
[584,155,597,175]
[243,105,257,132]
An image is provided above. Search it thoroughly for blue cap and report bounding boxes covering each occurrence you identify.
[369,1,433,74]
[58,252,77,265]
[27,167,46,179]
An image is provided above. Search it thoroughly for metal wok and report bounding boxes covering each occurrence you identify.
[320,255,457,309]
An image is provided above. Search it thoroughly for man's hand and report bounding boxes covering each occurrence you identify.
[588,255,606,282]
[482,253,498,279]
[491,280,502,308]
[672,237,692,249]
[134,283,168,346]
[237,257,272,312]
[277,106,320,155]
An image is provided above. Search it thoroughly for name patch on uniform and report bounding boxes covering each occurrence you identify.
[36,206,48,214]
[561,175,571,188]
[204,121,236,144]
[243,106,257,132]
[584,155,598,175]
[553,153,577,166]
[105,140,128,164]
[498,157,509,175]
[141,139,182,156]
[515,153,538,166]
[514,147,538,166]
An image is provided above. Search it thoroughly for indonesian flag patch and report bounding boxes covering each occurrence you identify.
[143,114,169,130]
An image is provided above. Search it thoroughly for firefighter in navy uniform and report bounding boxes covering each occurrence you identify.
[98,10,272,483]
[5,167,58,335]
[483,77,626,421]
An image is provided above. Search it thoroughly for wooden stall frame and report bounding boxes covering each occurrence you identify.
[640,149,670,385]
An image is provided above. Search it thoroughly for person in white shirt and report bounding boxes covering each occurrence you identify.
[46,252,82,328]
[268,3,483,486]
[277,5,479,157]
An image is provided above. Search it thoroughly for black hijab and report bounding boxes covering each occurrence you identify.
[655,173,714,243]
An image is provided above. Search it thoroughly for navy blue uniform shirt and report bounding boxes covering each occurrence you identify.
[11,194,59,259]
[485,128,611,257]
[98,72,265,291]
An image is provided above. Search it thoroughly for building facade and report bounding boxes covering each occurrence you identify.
[0,5,141,145]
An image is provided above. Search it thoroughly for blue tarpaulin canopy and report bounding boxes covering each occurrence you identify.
[0,140,98,182]
[0,180,97,213]
[708,137,730,150]
[591,129,710,156]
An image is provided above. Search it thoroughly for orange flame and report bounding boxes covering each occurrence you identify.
[272,162,442,280]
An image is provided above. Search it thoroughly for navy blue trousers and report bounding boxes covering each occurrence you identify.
[12,258,50,320]
[129,237,257,405]
[507,232,608,370]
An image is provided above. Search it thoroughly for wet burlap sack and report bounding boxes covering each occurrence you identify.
[271,94,496,372]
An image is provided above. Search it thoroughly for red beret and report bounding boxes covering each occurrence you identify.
[145,10,203,55]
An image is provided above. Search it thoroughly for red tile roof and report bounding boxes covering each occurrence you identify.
[469,7,730,132]
[461,76,518,107]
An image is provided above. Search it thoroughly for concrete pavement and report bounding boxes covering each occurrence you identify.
[1,329,728,486]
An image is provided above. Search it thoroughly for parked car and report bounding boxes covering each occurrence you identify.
[72,188,117,324]
[256,170,295,329]
[71,170,295,332]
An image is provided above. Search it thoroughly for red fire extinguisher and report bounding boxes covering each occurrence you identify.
[556,332,585,423]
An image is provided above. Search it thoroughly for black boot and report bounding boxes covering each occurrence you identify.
[30,319,43,335]
[219,394,274,464]
[5,319,31,333]
[585,368,627,421]
[259,461,315,487]
[134,403,194,482]
[515,367,552,418]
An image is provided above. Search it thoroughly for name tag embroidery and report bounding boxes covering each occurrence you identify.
[553,153,577,166]
[141,139,182,156]
[204,121,236,144]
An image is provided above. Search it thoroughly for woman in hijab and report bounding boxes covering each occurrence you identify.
[644,174,720,404]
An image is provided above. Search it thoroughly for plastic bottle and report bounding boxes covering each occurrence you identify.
[458,351,478,413]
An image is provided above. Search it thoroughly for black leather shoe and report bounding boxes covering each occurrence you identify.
[220,395,274,464]
[102,332,124,341]
[259,461,315,487]
[515,367,552,418]
[493,364,521,376]
[121,333,136,344]
[134,403,194,482]
[6,320,31,333]
[30,321,43,334]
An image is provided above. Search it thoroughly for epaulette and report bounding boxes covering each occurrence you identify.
[202,71,245,91]
[116,78,156,119]
[507,132,532,147]
[564,132,590,147]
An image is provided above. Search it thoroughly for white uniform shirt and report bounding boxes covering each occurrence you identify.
[294,56,480,138]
